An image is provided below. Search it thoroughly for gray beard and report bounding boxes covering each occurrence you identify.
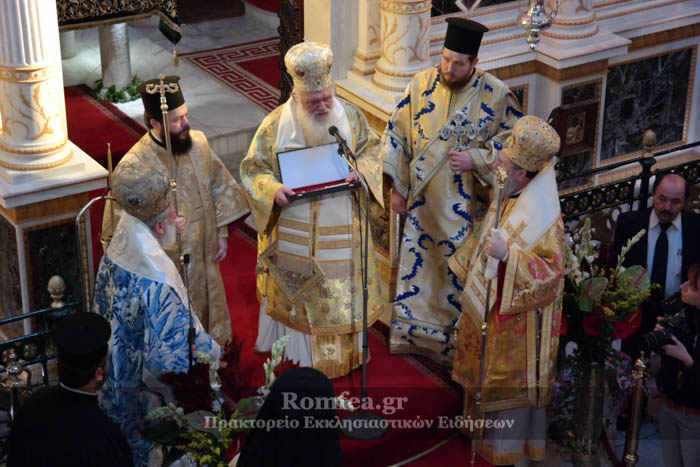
[295,99,344,147]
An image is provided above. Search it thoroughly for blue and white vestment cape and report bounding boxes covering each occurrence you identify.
[93,214,221,466]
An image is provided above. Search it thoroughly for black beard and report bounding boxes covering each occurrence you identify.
[439,68,473,91]
[169,130,193,154]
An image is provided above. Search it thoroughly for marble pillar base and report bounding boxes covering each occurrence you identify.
[0,144,107,339]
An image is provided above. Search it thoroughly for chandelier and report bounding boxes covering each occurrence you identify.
[518,0,559,52]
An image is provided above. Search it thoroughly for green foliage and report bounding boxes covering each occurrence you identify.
[91,76,142,103]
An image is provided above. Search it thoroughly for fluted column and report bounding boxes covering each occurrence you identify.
[351,0,382,76]
[372,0,432,93]
[543,0,598,40]
[0,0,71,171]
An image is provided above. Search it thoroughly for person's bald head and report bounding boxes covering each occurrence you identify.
[652,173,688,223]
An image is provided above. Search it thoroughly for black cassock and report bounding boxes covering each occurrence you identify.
[7,386,133,467]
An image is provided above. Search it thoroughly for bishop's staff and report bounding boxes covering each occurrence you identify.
[144,74,196,369]
[471,167,508,466]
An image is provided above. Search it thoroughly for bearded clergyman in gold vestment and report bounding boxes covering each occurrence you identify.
[380,18,523,365]
[101,76,250,345]
[448,116,566,465]
[240,42,384,378]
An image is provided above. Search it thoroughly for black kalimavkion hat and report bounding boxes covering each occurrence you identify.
[444,17,489,56]
[136,75,186,117]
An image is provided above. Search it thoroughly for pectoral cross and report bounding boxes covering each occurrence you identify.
[439,110,476,152]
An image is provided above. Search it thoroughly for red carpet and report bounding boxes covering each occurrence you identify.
[65,85,145,168]
[244,0,279,13]
[180,37,281,112]
[65,88,484,466]
[223,228,480,466]
[65,85,146,272]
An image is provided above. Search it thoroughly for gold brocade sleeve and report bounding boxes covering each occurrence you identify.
[343,102,384,209]
[206,140,250,229]
[447,221,484,283]
[500,219,566,315]
[380,83,414,199]
[239,107,285,235]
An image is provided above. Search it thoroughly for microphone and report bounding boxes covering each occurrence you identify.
[329,126,355,161]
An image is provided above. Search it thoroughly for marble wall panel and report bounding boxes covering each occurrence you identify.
[26,221,81,311]
[562,81,600,106]
[0,215,23,337]
[601,47,695,162]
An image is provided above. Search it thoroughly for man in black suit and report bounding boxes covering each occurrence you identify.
[613,173,700,358]
[8,313,133,467]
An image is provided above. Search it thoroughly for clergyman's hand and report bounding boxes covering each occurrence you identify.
[448,150,474,172]
[175,214,186,234]
[391,191,407,216]
[212,237,228,263]
[485,233,508,261]
[274,186,296,207]
[345,171,359,183]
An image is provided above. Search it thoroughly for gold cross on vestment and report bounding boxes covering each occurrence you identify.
[504,220,528,248]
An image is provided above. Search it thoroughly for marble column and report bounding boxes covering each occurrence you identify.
[98,23,133,89]
[0,0,108,336]
[59,31,77,60]
[372,0,432,92]
[543,0,598,40]
[0,0,72,171]
[351,0,382,76]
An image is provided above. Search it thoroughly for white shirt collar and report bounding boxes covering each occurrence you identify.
[60,382,97,396]
[150,130,163,144]
[650,210,681,230]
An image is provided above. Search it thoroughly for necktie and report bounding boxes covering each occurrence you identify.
[651,222,671,296]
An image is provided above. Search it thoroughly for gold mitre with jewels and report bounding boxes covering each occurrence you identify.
[502,115,561,172]
[284,41,333,92]
[112,162,172,223]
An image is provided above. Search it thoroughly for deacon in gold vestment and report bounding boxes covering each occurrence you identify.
[381,18,522,364]
[101,76,250,345]
[448,116,566,465]
[240,42,384,378]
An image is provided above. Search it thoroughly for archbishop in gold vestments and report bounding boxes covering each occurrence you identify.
[102,130,250,345]
[240,92,384,378]
[449,158,565,464]
[382,65,522,365]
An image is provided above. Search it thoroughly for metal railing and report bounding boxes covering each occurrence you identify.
[0,276,80,461]
[559,133,700,225]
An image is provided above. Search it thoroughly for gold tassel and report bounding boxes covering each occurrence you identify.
[173,47,179,67]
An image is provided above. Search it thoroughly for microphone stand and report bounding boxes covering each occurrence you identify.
[330,127,387,441]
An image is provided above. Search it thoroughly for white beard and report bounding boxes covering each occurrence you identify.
[159,218,177,249]
[294,98,344,147]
